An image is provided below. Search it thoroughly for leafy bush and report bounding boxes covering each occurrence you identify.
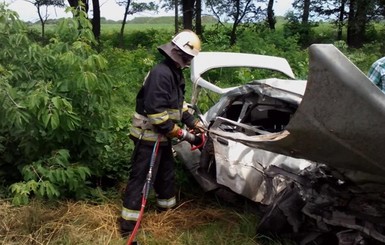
[283,12,316,48]
[100,28,173,51]
[10,149,91,205]
[124,29,173,50]
[0,5,118,204]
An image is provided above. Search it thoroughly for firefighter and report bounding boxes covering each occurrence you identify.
[119,29,204,240]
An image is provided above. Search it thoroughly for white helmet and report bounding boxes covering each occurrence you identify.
[172,30,201,57]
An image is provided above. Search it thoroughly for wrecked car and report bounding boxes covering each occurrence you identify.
[173,44,385,244]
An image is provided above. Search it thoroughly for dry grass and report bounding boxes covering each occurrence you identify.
[139,200,240,244]
[0,199,121,245]
[0,198,254,245]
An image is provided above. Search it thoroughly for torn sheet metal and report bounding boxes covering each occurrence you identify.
[208,44,385,185]
[203,78,306,123]
[212,133,313,205]
[174,46,385,244]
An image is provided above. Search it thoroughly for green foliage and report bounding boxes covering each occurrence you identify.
[10,149,91,205]
[202,26,236,51]
[123,28,172,50]
[0,5,118,203]
[283,12,316,48]
[1,3,383,208]
[126,16,217,25]
[101,28,173,50]
[201,26,309,81]
[334,40,383,72]
[102,47,156,120]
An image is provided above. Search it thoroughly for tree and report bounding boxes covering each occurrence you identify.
[92,0,100,40]
[160,0,202,34]
[159,0,180,33]
[182,0,195,29]
[195,0,202,35]
[336,0,348,40]
[292,0,312,23]
[377,0,385,17]
[266,0,275,30]
[288,0,321,47]
[27,0,65,39]
[116,0,158,47]
[302,0,310,23]
[207,0,264,45]
[304,0,348,40]
[174,0,179,33]
[292,0,382,47]
[67,0,102,39]
[347,0,375,47]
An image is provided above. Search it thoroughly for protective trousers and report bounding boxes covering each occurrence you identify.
[120,140,176,234]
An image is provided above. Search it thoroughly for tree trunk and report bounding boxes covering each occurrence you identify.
[37,5,45,39]
[174,0,179,34]
[337,0,347,40]
[302,0,310,23]
[195,0,202,35]
[182,0,194,30]
[230,22,237,45]
[347,0,369,48]
[267,0,275,30]
[120,0,131,47]
[347,0,356,46]
[92,0,100,40]
[229,0,241,46]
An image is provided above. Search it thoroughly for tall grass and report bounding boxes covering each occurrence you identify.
[0,196,266,245]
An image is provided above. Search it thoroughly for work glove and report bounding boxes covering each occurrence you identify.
[167,124,202,145]
[192,119,206,134]
[167,124,182,138]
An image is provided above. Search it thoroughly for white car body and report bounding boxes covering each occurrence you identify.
[174,45,385,244]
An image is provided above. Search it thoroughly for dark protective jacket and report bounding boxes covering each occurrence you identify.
[129,58,195,143]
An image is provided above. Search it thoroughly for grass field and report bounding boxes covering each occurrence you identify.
[101,23,174,33]
[0,190,287,245]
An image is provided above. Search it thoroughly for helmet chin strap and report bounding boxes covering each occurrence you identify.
[174,60,190,69]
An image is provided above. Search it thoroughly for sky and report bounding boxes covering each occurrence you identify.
[3,0,294,22]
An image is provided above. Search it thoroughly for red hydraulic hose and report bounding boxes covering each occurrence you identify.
[126,135,161,245]
[126,196,146,245]
[190,132,206,151]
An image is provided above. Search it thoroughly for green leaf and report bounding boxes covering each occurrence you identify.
[38,182,46,196]
[77,166,91,180]
[62,98,73,110]
[44,181,60,199]
[50,111,60,130]
[26,180,38,192]
[52,96,62,109]
[42,111,51,128]
[60,169,66,184]
[54,149,70,167]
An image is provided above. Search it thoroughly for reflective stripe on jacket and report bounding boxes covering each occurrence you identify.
[129,58,195,142]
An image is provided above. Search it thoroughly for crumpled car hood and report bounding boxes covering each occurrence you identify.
[210,44,385,184]
[176,45,385,244]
